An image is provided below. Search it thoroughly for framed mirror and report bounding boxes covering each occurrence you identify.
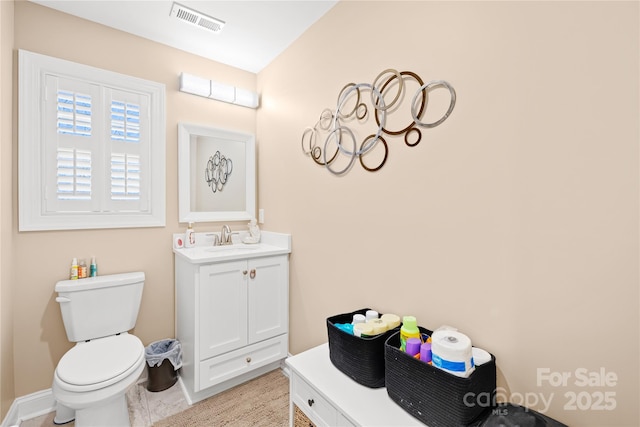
[178,123,256,223]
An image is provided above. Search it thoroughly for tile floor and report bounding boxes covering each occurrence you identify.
[19,380,189,427]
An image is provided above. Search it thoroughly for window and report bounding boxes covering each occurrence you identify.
[19,50,166,231]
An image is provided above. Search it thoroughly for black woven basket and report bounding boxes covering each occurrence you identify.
[385,327,497,427]
[326,308,399,388]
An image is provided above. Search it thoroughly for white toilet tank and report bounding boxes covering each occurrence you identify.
[55,272,144,342]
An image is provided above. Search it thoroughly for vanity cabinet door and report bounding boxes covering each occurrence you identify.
[247,255,289,344]
[199,260,248,360]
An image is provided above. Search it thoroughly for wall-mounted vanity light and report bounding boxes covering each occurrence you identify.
[179,72,259,109]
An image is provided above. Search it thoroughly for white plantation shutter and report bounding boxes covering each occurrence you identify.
[110,100,140,142]
[44,75,101,213]
[19,50,165,230]
[56,148,92,200]
[106,89,149,212]
[57,90,92,136]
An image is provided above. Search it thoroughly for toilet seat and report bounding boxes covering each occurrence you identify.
[56,334,144,392]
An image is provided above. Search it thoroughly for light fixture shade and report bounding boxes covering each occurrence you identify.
[179,72,210,97]
[178,73,259,109]
[235,87,259,108]
[209,80,235,103]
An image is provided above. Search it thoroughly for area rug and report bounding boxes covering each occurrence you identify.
[153,370,289,427]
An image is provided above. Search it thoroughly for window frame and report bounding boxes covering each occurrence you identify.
[18,49,166,231]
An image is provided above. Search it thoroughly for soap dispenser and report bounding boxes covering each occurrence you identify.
[185,222,195,248]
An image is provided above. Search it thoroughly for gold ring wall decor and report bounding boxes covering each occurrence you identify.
[301,69,456,176]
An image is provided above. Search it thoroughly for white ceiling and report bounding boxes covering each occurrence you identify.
[29,0,338,74]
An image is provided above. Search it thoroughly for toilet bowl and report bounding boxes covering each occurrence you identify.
[52,334,145,426]
[52,272,146,427]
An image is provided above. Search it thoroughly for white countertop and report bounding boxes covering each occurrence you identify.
[173,230,291,264]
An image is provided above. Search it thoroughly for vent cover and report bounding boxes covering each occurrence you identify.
[170,2,225,34]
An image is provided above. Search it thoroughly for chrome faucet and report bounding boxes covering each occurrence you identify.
[220,225,232,245]
[205,233,220,246]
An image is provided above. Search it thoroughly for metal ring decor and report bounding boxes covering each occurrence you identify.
[404,127,422,147]
[371,68,404,112]
[411,80,457,128]
[324,125,358,175]
[359,134,388,172]
[205,151,233,193]
[302,69,456,175]
[332,82,386,158]
[374,71,426,136]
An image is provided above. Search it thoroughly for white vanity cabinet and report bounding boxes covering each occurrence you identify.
[174,232,291,404]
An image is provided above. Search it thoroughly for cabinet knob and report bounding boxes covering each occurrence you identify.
[307,398,314,407]
[250,269,256,279]
[243,270,248,276]
[246,356,251,363]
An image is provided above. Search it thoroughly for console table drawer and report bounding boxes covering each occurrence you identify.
[291,373,337,427]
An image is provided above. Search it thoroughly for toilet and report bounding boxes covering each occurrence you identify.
[52,272,146,426]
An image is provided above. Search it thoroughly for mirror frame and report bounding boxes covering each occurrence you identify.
[178,122,256,223]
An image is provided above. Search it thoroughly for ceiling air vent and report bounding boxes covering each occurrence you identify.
[170,2,226,34]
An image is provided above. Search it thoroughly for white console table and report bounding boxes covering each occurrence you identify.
[286,343,423,426]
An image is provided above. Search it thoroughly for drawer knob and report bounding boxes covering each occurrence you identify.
[307,398,314,407]
[246,356,252,363]
[250,269,256,279]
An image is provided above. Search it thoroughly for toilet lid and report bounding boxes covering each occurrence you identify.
[57,334,144,386]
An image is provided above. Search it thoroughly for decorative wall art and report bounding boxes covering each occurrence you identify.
[205,150,233,193]
[301,69,456,175]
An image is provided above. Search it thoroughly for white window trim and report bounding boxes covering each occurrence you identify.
[18,49,166,231]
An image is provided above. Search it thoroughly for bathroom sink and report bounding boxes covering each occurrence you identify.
[173,231,292,264]
[204,244,262,253]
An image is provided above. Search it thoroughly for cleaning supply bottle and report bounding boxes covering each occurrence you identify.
[406,338,422,359]
[185,222,195,248]
[70,258,79,280]
[89,256,98,277]
[400,315,421,351]
[78,259,87,279]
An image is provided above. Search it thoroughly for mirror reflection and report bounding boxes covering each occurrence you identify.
[178,123,256,223]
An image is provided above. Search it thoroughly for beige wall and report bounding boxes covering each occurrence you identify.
[1,0,15,418]
[0,1,638,426]
[257,1,638,426]
[5,0,257,405]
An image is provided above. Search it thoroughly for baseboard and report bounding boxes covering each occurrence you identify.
[1,388,56,427]
[2,372,149,427]
[1,364,281,426]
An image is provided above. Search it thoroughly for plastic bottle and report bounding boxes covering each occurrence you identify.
[78,259,87,279]
[351,314,366,325]
[185,222,195,248]
[365,310,379,321]
[70,258,79,280]
[400,315,421,352]
[89,256,98,277]
[406,337,422,358]
[420,342,432,364]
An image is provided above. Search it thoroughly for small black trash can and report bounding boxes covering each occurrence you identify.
[145,339,182,392]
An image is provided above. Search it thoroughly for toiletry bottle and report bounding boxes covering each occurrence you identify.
[78,259,87,279]
[185,222,195,248]
[400,316,421,352]
[406,337,422,359]
[351,314,366,325]
[365,310,379,321]
[70,258,79,280]
[420,342,432,364]
[89,256,97,277]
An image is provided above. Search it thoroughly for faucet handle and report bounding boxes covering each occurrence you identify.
[205,233,221,246]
